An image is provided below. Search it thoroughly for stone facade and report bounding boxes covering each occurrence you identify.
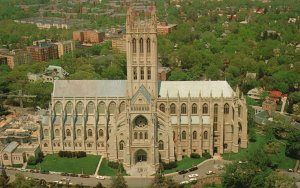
[39,6,247,172]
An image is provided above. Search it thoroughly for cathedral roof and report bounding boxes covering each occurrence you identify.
[53,80,127,98]
[158,81,234,98]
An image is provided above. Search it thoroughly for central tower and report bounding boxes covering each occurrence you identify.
[126,6,158,98]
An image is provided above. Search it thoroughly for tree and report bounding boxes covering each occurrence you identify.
[152,171,165,188]
[222,162,258,188]
[110,172,127,188]
[95,182,105,188]
[285,130,300,159]
[0,169,9,188]
[264,173,295,188]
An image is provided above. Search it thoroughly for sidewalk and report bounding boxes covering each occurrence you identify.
[93,156,103,177]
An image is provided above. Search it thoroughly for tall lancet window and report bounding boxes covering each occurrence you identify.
[139,38,144,53]
[147,67,151,80]
[141,67,144,80]
[133,67,137,80]
[132,38,136,53]
[146,38,151,53]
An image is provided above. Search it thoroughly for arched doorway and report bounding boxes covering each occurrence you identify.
[135,149,147,163]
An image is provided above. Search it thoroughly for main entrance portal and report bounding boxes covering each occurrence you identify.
[135,149,147,163]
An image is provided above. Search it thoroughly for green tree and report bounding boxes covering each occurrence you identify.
[264,173,295,188]
[95,182,105,188]
[0,168,9,188]
[110,172,127,188]
[285,130,300,160]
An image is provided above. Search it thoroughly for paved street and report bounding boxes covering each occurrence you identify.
[5,159,229,188]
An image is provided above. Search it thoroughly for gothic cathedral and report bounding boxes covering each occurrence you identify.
[39,6,248,173]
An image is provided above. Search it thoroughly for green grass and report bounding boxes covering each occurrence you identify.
[27,154,101,175]
[222,134,296,169]
[98,158,117,176]
[164,157,207,174]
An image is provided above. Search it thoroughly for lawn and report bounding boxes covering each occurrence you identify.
[27,154,101,175]
[203,184,223,188]
[164,157,207,174]
[98,158,117,176]
[98,158,128,176]
[222,134,296,169]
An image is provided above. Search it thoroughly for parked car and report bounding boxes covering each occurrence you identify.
[188,173,199,178]
[179,180,189,185]
[80,174,90,178]
[288,169,294,172]
[188,178,197,183]
[178,170,188,175]
[189,166,198,172]
[96,175,105,180]
[206,170,215,175]
[61,172,69,176]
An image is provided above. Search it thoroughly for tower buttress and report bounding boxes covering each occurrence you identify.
[126,6,158,98]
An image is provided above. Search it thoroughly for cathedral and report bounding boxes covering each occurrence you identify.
[39,6,248,172]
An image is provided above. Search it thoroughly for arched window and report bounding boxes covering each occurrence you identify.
[88,129,93,137]
[182,131,186,140]
[98,102,105,114]
[139,132,143,139]
[170,103,176,114]
[44,143,48,147]
[119,140,125,150]
[132,38,136,53]
[108,102,116,114]
[238,105,241,117]
[119,102,125,113]
[87,102,95,114]
[139,38,143,53]
[224,103,229,114]
[133,67,137,80]
[99,129,104,137]
[193,131,197,139]
[146,38,151,53]
[3,154,8,160]
[147,67,151,80]
[159,140,164,150]
[134,132,138,139]
[76,101,83,114]
[66,129,71,137]
[181,103,187,114]
[159,103,165,112]
[192,103,197,114]
[238,122,242,132]
[55,129,60,137]
[202,103,208,114]
[54,102,62,113]
[77,129,82,137]
[214,104,218,114]
[144,132,148,139]
[87,143,92,148]
[44,129,49,137]
[65,101,73,114]
[173,131,175,140]
[204,131,208,139]
[141,67,144,80]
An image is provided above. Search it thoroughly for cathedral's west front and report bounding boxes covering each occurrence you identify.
[39,6,248,172]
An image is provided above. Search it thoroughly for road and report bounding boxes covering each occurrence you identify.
[5,159,229,188]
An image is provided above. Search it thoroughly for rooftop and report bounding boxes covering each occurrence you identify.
[2,141,19,153]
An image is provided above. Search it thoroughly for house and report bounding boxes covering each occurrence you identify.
[0,142,40,167]
[247,88,264,100]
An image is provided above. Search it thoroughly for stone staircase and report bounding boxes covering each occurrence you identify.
[126,162,156,176]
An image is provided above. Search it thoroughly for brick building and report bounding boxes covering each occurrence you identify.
[157,21,177,35]
[73,30,104,45]
[111,35,126,53]
[54,40,75,58]
[26,42,58,62]
[0,49,31,69]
